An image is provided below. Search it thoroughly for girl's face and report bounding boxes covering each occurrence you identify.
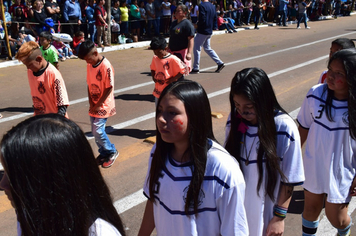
[329,43,342,59]
[157,93,189,146]
[40,37,50,47]
[327,59,348,96]
[140,1,144,7]
[233,94,257,125]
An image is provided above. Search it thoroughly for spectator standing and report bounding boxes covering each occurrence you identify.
[192,0,225,73]
[190,0,199,23]
[78,40,119,168]
[130,0,141,38]
[168,4,194,72]
[235,0,244,26]
[95,0,110,47]
[8,0,25,18]
[33,0,51,35]
[111,0,121,42]
[161,0,171,35]
[244,0,253,25]
[253,0,264,29]
[15,41,69,116]
[278,0,289,26]
[139,1,147,39]
[44,0,60,32]
[153,0,162,36]
[119,0,129,36]
[63,0,82,38]
[86,0,97,42]
[146,0,158,37]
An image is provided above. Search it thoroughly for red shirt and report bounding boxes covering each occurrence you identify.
[95,5,106,26]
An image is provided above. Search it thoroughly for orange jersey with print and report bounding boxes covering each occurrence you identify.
[27,62,69,116]
[87,57,116,118]
[150,53,187,98]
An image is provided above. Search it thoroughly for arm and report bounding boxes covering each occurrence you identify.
[54,62,59,70]
[266,184,294,236]
[91,86,113,112]
[167,72,183,84]
[298,126,309,147]
[137,200,155,236]
[151,70,156,82]
[46,6,57,14]
[186,36,194,60]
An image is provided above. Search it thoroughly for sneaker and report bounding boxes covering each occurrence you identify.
[297,26,301,29]
[102,150,119,168]
[104,43,111,47]
[96,154,107,166]
[70,55,78,59]
[233,29,238,33]
[228,30,233,33]
[60,57,66,61]
[254,27,259,30]
[215,63,225,73]
[66,56,70,59]
[306,26,310,29]
[191,69,200,74]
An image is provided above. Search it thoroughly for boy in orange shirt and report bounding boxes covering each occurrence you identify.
[15,41,70,117]
[150,36,187,104]
[78,39,118,168]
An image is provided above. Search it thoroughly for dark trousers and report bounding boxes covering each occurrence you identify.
[66,16,80,38]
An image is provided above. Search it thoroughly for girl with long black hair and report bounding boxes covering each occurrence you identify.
[138,80,248,235]
[225,67,305,236]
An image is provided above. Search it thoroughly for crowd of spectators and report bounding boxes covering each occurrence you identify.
[0,0,354,57]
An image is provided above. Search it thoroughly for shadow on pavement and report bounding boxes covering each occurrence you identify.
[85,127,156,139]
[0,107,33,113]
[115,94,155,103]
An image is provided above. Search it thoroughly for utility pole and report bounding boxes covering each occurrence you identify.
[106,0,111,44]
[0,0,12,59]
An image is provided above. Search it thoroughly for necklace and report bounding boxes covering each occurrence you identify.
[243,134,257,166]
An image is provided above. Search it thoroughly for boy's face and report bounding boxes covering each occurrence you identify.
[84,49,100,65]
[40,37,50,47]
[153,48,168,59]
[23,56,45,73]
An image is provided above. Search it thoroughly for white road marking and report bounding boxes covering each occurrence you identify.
[114,189,146,214]
[2,30,355,124]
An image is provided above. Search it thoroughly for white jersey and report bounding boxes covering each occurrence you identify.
[297,84,356,203]
[143,140,248,236]
[18,218,121,236]
[225,111,305,236]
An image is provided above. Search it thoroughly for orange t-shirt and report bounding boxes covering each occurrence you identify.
[150,53,187,98]
[87,57,116,118]
[27,62,69,116]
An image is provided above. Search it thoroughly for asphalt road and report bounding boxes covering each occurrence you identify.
[1,15,356,235]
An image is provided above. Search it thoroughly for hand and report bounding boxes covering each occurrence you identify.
[186,52,191,60]
[266,216,284,236]
[350,177,356,196]
[78,19,82,25]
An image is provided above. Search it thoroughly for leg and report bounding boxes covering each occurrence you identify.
[90,117,116,156]
[325,201,351,235]
[102,26,108,45]
[302,190,325,235]
[96,25,103,46]
[202,34,223,65]
[192,33,206,71]
[303,13,308,28]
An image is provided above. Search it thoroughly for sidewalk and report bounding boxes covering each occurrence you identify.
[0,13,349,69]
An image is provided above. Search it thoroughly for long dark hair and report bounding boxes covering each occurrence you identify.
[1,114,126,236]
[148,80,216,215]
[324,48,356,139]
[225,68,287,201]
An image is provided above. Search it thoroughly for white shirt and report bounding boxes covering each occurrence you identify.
[143,140,249,236]
[297,84,356,203]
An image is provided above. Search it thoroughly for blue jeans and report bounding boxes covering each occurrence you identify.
[193,33,223,71]
[297,12,308,27]
[90,116,116,156]
[88,23,96,42]
[154,16,161,36]
[246,10,252,24]
[147,18,158,37]
[279,9,288,26]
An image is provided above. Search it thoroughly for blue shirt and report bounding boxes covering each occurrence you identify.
[279,0,289,11]
[86,4,96,23]
[197,1,216,35]
[63,0,82,22]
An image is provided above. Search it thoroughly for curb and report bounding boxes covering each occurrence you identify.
[0,13,353,69]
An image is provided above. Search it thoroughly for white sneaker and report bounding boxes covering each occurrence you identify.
[60,57,66,61]
[70,55,78,59]
[66,56,70,59]
[306,26,310,29]
[297,26,301,29]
